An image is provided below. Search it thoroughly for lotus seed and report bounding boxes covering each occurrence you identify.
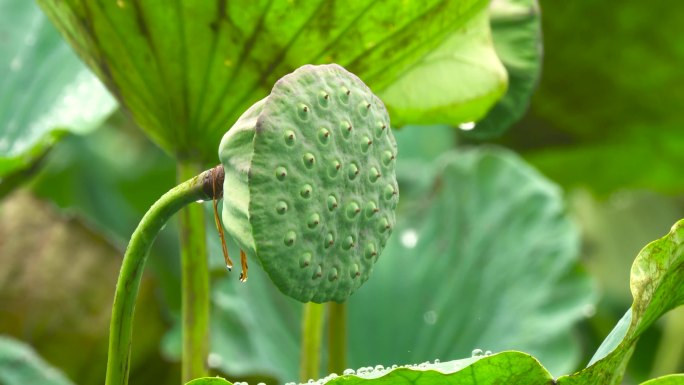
[345,202,360,219]
[328,160,341,178]
[300,253,312,267]
[358,101,370,117]
[300,184,312,198]
[327,195,338,210]
[307,213,320,229]
[369,167,380,183]
[348,163,360,180]
[375,121,387,137]
[275,166,287,180]
[325,232,334,248]
[297,103,310,120]
[340,121,352,139]
[378,217,390,233]
[350,263,360,278]
[364,243,377,259]
[384,184,395,200]
[318,128,331,144]
[313,265,322,279]
[343,235,355,250]
[318,91,330,107]
[361,136,372,152]
[284,231,297,246]
[303,153,315,168]
[284,130,296,146]
[328,268,338,281]
[339,87,350,103]
[382,150,394,166]
[275,201,288,214]
[365,201,379,217]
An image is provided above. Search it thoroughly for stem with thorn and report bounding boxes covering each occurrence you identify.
[105,165,224,385]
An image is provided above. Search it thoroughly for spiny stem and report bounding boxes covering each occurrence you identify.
[327,302,347,375]
[105,165,223,385]
[300,302,325,382]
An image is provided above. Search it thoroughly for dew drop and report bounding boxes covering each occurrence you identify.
[400,229,418,249]
[459,121,476,131]
[471,348,484,357]
[424,310,438,325]
[484,350,492,356]
[343,369,355,375]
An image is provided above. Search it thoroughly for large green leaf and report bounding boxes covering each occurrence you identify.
[557,219,684,384]
[465,0,541,138]
[639,375,684,385]
[0,0,116,178]
[36,0,508,162]
[0,336,74,385]
[502,0,684,194]
[347,144,595,377]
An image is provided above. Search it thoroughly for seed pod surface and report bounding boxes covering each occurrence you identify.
[219,64,397,303]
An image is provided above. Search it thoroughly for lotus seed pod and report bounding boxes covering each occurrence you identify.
[219,64,398,303]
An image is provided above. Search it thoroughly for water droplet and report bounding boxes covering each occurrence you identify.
[374,365,384,371]
[583,303,596,318]
[459,121,476,131]
[195,199,205,203]
[10,56,22,72]
[423,310,437,325]
[400,229,418,249]
[471,348,484,357]
[484,350,492,356]
[434,359,440,363]
[207,352,223,368]
[343,368,355,375]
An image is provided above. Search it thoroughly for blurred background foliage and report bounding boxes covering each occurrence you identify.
[1,0,683,385]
